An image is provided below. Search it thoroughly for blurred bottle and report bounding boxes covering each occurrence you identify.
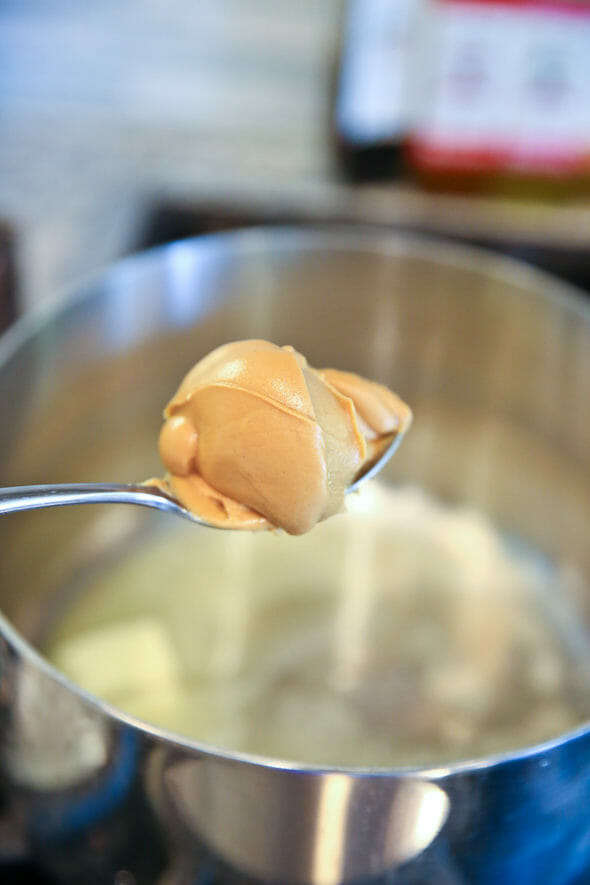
[406,0,590,196]
[334,0,419,180]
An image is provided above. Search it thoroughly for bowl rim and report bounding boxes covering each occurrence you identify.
[3,224,590,372]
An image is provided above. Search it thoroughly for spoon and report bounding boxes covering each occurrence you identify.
[0,432,405,528]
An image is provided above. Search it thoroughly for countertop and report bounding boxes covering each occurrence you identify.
[1,0,589,313]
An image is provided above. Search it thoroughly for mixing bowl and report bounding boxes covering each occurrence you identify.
[0,228,589,884]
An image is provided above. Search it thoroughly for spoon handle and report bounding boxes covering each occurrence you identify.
[0,483,179,516]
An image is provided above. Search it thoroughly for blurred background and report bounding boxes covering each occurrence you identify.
[1,0,589,328]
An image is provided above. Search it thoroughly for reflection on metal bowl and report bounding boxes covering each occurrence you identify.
[0,228,589,884]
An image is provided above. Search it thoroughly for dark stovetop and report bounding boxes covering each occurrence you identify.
[0,862,56,884]
[137,200,590,296]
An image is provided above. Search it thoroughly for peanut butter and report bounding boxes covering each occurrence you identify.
[156,340,411,534]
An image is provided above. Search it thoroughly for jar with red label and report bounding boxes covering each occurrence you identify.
[406,0,590,195]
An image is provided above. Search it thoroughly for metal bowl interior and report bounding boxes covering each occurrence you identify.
[1,229,590,749]
[0,228,590,882]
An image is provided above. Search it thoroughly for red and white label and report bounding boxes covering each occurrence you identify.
[409,0,590,174]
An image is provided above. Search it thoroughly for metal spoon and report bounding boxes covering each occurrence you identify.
[0,432,405,528]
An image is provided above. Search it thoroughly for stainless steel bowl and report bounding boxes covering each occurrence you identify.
[0,228,589,884]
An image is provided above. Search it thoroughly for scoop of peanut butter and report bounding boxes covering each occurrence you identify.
[156,340,412,535]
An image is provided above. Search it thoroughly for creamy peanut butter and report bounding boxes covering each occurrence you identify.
[156,340,412,534]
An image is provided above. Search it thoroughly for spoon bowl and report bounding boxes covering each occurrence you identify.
[348,429,406,494]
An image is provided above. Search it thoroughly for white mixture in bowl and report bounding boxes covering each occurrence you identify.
[45,483,590,767]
